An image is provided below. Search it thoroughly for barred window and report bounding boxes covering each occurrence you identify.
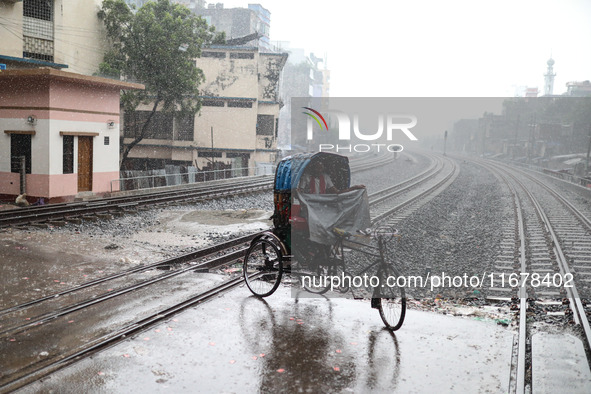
[63,135,74,174]
[175,115,194,141]
[23,0,54,61]
[11,134,32,174]
[228,101,253,108]
[230,52,254,59]
[23,51,53,62]
[198,151,222,158]
[24,0,53,21]
[201,51,226,59]
[202,100,224,107]
[256,115,274,136]
[124,111,173,139]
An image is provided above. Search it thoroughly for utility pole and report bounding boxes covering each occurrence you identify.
[443,130,448,156]
[528,114,536,164]
[513,115,519,160]
[481,115,488,157]
[210,126,216,180]
[586,124,591,175]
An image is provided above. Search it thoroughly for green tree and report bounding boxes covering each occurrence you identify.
[98,0,225,169]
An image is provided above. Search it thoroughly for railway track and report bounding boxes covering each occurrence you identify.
[0,234,257,392]
[471,158,591,393]
[0,177,274,229]
[0,151,405,391]
[369,154,458,226]
[0,153,395,229]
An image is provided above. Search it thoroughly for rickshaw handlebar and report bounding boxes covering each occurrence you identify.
[333,226,400,240]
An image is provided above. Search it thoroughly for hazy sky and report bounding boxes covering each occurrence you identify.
[218,0,591,97]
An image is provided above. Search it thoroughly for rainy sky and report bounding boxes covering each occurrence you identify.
[220,0,591,97]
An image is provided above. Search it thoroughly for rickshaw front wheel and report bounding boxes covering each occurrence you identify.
[375,266,406,331]
[243,237,284,297]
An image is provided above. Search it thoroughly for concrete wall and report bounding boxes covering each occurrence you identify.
[194,101,257,150]
[53,0,107,75]
[199,48,259,98]
[0,1,25,57]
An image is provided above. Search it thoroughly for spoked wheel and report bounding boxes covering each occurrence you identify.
[293,243,347,295]
[243,236,283,297]
[374,266,406,331]
[301,257,348,295]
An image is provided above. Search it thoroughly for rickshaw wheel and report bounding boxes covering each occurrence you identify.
[301,257,347,295]
[375,266,406,331]
[243,236,283,297]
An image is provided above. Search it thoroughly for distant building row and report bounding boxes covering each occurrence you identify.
[518,58,591,97]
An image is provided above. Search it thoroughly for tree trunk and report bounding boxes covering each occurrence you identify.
[120,98,161,170]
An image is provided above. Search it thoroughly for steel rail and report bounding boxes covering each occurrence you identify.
[0,248,247,337]
[0,179,274,228]
[0,272,252,392]
[368,155,441,205]
[478,159,591,392]
[370,156,458,225]
[0,151,393,229]
[472,160,529,393]
[0,177,272,219]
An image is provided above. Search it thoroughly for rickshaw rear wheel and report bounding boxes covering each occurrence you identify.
[301,257,348,295]
[375,266,406,331]
[243,236,283,297]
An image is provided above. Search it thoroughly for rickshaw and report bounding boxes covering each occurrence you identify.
[242,152,406,330]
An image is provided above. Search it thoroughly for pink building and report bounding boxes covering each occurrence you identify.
[0,69,143,202]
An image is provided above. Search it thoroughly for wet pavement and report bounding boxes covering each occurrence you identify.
[3,185,591,392]
[20,284,515,393]
[0,208,272,309]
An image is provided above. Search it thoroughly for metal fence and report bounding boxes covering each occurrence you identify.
[508,160,591,188]
[110,164,274,192]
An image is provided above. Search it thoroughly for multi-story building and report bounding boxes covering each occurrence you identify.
[2,0,286,189]
[274,43,330,150]
[123,44,287,171]
[195,3,271,51]
[0,0,107,75]
[565,80,591,97]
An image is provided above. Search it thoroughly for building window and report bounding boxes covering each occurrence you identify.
[63,135,74,174]
[24,0,52,21]
[256,115,274,136]
[226,152,250,159]
[124,111,173,139]
[11,134,32,174]
[230,52,254,59]
[202,100,225,107]
[175,114,194,141]
[22,51,54,62]
[198,151,222,158]
[23,0,54,62]
[104,136,110,145]
[201,51,226,59]
[228,101,253,108]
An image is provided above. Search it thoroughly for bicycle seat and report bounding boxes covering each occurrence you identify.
[332,227,352,238]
